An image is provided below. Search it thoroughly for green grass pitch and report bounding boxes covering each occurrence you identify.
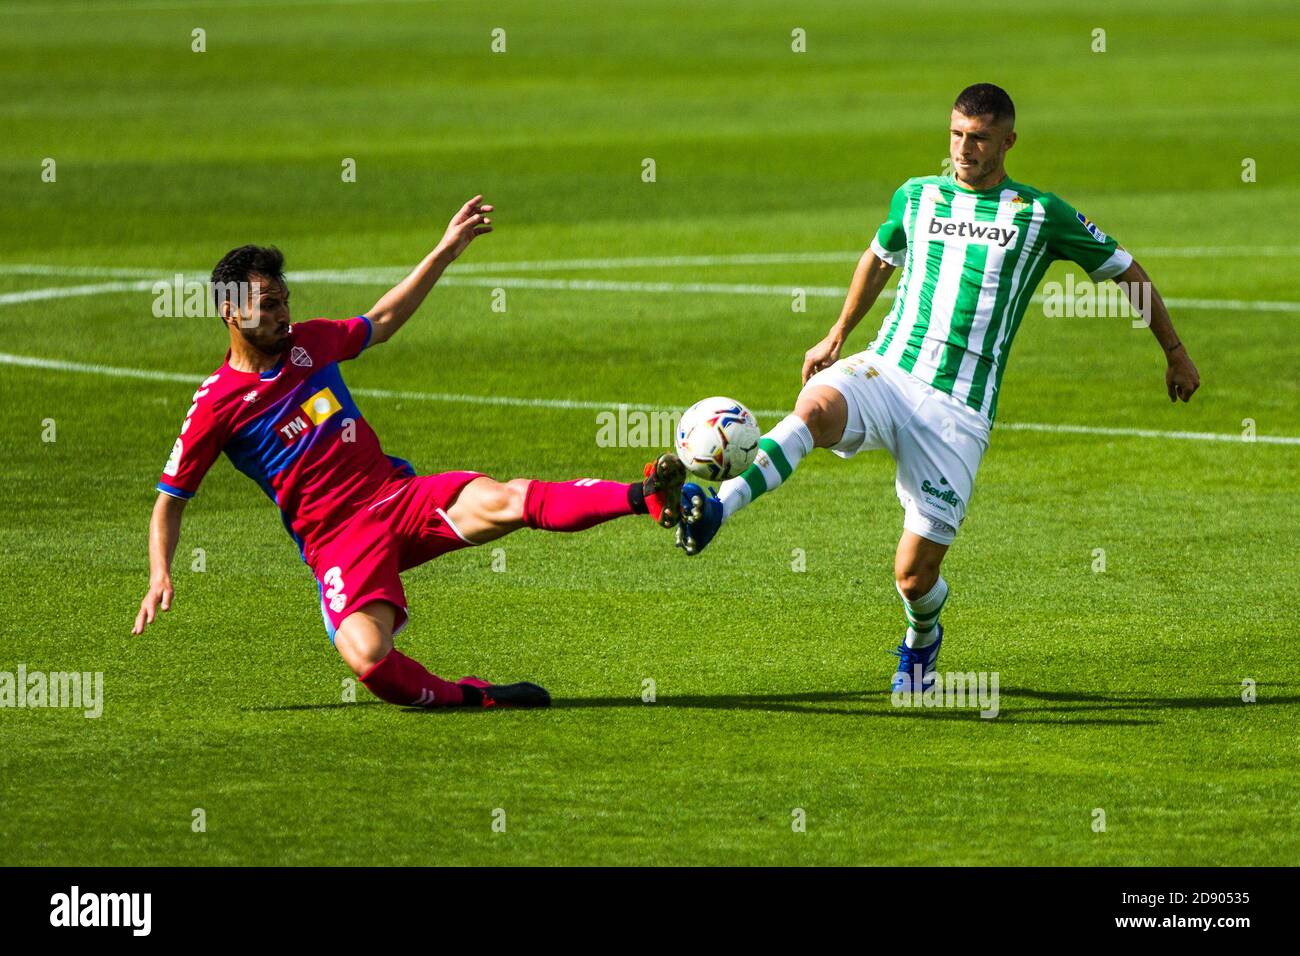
[1,0,1297,865]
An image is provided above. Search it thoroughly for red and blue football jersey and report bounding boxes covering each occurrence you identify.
[156,316,413,552]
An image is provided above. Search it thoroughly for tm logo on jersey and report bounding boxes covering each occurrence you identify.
[921,478,962,507]
[927,217,1019,248]
[276,387,342,445]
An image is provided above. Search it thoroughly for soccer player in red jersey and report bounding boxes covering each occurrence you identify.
[132,197,685,708]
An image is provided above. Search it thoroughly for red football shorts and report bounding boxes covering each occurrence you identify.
[306,471,485,641]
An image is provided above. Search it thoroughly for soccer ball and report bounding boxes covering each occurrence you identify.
[675,397,761,481]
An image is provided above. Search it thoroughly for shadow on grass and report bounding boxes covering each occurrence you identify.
[249,701,385,712]
[251,687,1297,725]
[551,689,1155,724]
[994,687,1300,718]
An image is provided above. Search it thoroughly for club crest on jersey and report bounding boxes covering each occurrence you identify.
[243,390,259,403]
[290,346,313,368]
[1076,212,1107,243]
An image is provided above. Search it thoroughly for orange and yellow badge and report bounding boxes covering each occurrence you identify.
[300,387,341,426]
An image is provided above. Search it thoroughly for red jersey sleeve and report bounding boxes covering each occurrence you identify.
[295,316,373,364]
[156,375,228,500]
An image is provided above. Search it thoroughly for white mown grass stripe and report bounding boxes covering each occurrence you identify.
[1,351,1296,447]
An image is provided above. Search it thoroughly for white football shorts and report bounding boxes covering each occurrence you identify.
[804,352,990,545]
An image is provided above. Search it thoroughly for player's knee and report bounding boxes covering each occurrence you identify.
[335,617,394,677]
[493,479,530,523]
[465,477,528,524]
[895,567,939,601]
[793,386,846,448]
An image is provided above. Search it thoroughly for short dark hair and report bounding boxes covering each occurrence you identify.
[953,83,1015,126]
[210,244,286,317]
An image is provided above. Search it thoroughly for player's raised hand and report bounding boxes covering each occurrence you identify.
[132,576,174,635]
[1166,348,1200,403]
[437,195,494,260]
[802,334,843,384]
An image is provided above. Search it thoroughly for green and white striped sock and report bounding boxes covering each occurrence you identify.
[899,576,948,649]
[718,414,814,520]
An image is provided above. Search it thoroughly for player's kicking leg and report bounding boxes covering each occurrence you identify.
[676,387,846,555]
[672,355,977,691]
[329,454,685,710]
[443,452,686,541]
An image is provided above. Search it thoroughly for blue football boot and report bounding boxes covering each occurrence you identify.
[675,482,723,556]
[890,626,943,692]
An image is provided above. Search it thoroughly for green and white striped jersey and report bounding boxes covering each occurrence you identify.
[867,174,1131,422]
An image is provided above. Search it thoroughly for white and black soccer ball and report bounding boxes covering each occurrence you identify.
[675,397,761,481]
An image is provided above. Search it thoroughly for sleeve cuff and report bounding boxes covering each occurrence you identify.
[871,236,907,268]
[156,482,194,500]
[357,315,373,352]
[1089,247,1133,282]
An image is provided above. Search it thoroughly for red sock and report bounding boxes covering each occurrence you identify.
[522,479,637,532]
[359,649,465,707]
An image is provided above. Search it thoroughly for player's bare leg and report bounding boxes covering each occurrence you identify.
[443,453,686,543]
[334,600,397,676]
[793,385,849,449]
[890,531,952,692]
[337,599,549,709]
[678,386,848,554]
[895,531,947,602]
[442,478,531,543]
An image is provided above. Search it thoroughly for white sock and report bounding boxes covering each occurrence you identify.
[900,576,949,649]
[717,414,814,520]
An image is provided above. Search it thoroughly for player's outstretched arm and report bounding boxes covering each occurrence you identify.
[1113,258,1200,403]
[802,247,895,383]
[132,492,187,634]
[365,195,494,346]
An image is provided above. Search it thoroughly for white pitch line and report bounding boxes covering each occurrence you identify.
[10,0,438,15]
[2,245,1298,281]
[993,421,1283,444]
[2,270,1296,314]
[0,280,160,306]
[421,245,1300,271]
[1,351,1297,447]
[449,252,867,273]
[0,265,176,279]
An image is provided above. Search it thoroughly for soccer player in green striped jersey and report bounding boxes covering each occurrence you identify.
[674,83,1201,692]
